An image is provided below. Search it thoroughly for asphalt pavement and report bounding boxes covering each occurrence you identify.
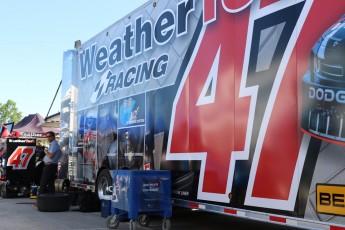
[0,197,305,230]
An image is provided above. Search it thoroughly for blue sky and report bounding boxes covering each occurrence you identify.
[0,0,147,119]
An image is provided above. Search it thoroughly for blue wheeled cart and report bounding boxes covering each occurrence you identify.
[106,170,172,230]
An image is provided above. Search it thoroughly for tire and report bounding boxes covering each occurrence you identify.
[106,215,120,229]
[1,183,18,198]
[138,214,150,227]
[96,169,112,200]
[1,183,7,198]
[54,179,70,193]
[162,218,171,230]
[37,193,70,212]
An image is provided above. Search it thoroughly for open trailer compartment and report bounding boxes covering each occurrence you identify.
[60,1,345,229]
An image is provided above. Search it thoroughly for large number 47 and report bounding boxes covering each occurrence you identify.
[7,146,35,170]
[167,0,314,211]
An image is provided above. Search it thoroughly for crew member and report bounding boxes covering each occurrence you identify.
[39,131,61,194]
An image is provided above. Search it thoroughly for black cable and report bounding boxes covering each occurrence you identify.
[46,80,61,119]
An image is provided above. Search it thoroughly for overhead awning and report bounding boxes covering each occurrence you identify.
[14,113,59,138]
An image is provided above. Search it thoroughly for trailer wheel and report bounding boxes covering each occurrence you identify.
[1,183,7,198]
[162,218,171,230]
[106,215,120,229]
[37,193,70,212]
[96,169,112,200]
[138,214,150,227]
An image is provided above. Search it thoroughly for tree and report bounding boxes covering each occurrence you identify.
[0,100,22,124]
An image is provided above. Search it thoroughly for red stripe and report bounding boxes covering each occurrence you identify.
[331,226,345,230]
[269,216,286,223]
[224,208,237,215]
[188,202,199,208]
[301,129,345,147]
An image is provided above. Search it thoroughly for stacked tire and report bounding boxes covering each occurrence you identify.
[37,193,70,212]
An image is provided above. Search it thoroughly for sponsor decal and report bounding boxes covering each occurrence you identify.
[90,54,168,103]
[317,184,345,216]
[308,87,345,103]
[80,0,196,103]
[301,13,345,145]
[7,146,35,170]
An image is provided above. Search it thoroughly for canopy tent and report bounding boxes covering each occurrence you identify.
[37,112,60,128]
[13,113,59,138]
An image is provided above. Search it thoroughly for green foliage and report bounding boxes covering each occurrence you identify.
[0,100,22,124]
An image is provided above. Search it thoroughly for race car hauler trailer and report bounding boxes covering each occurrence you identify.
[60,0,345,229]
